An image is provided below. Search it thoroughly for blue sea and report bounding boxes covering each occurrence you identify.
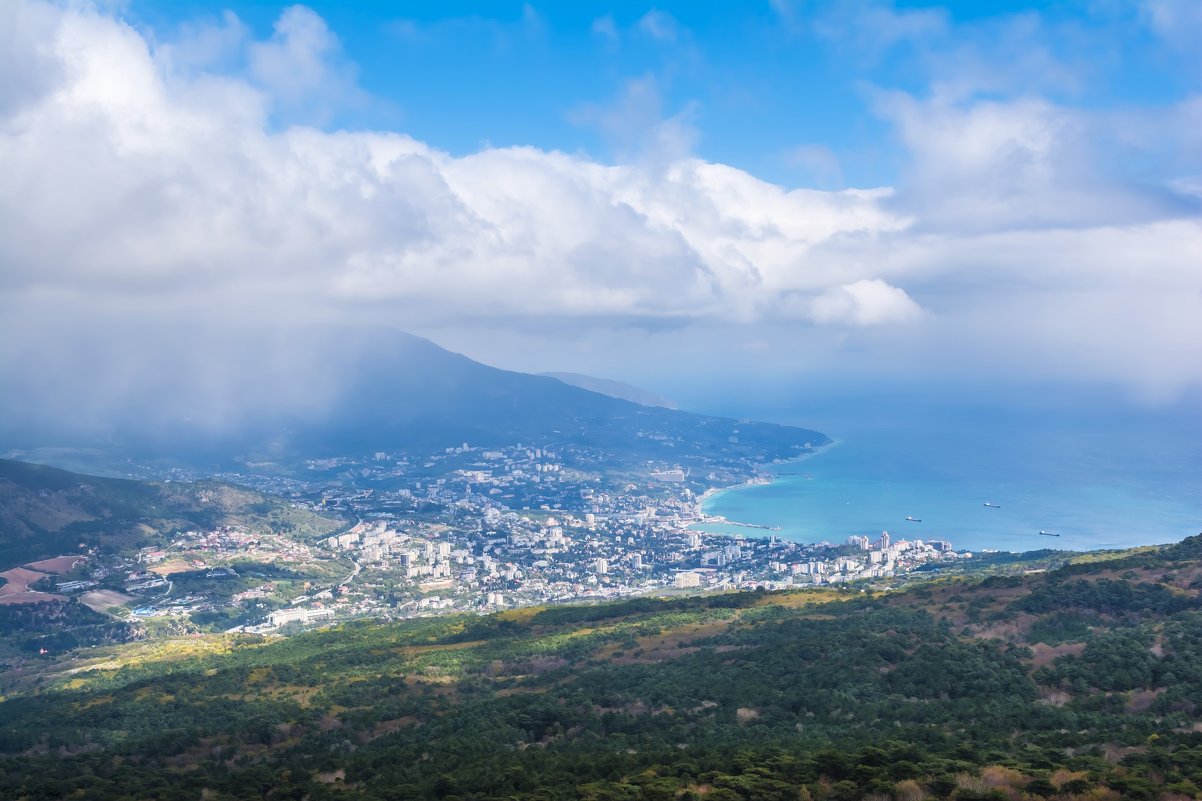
[695,398,1201,553]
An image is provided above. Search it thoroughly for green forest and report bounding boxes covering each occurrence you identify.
[2,535,1202,801]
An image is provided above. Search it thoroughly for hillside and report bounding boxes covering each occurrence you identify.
[284,331,823,460]
[0,458,341,567]
[2,535,1201,800]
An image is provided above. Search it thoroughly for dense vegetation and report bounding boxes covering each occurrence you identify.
[2,535,1201,800]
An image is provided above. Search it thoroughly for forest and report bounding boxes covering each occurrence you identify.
[1,535,1201,800]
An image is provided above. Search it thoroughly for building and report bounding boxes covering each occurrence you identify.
[674,571,700,588]
[269,608,335,627]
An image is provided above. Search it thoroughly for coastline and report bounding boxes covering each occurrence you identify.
[691,440,839,534]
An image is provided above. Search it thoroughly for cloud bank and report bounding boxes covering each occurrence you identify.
[1,0,1200,422]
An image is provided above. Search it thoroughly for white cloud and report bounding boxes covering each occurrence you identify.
[808,280,923,326]
[590,14,618,42]
[247,4,364,124]
[0,6,902,328]
[0,0,67,115]
[569,74,701,165]
[0,0,1199,409]
[784,144,844,189]
[812,2,948,60]
[637,10,680,42]
[876,92,1199,232]
[1142,0,1202,55]
[153,10,249,75]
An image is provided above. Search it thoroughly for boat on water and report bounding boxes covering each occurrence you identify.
[905,515,922,522]
[1039,530,1060,537]
[983,502,1001,508]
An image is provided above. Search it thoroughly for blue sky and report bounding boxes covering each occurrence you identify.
[0,0,1200,424]
[121,1,1199,187]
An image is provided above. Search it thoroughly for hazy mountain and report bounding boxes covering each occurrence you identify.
[540,371,677,409]
[1,328,827,470]
[268,330,827,467]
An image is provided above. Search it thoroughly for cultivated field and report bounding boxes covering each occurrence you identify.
[80,589,136,613]
[0,567,66,605]
[24,555,86,574]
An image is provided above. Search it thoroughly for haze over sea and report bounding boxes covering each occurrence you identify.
[694,394,1201,554]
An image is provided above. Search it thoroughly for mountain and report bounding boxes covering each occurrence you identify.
[0,458,340,568]
[541,371,677,409]
[3,536,1201,799]
[1,328,828,471]
[242,330,827,465]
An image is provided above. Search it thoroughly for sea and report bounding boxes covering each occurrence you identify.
[694,397,1202,554]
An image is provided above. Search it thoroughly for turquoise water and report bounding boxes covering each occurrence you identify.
[696,402,1201,553]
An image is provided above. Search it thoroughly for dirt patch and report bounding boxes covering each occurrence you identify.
[80,589,136,612]
[969,619,1026,641]
[1037,687,1072,706]
[150,559,194,577]
[396,639,486,658]
[1030,641,1086,668]
[361,716,421,742]
[609,645,701,665]
[24,555,86,574]
[316,715,343,732]
[1103,743,1147,763]
[1127,687,1166,712]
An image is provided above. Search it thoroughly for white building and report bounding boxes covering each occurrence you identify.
[674,571,700,588]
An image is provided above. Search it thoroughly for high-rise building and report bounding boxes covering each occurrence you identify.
[674,571,700,588]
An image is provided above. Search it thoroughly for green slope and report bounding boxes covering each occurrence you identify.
[2,535,1201,800]
[0,458,342,567]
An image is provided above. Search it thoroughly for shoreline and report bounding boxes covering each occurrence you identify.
[691,440,840,535]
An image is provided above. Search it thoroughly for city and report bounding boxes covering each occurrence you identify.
[38,441,971,634]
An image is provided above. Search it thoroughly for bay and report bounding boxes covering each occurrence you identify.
[695,399,1201,553]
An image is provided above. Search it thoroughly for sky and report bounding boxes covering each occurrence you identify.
[1,0,1200,431]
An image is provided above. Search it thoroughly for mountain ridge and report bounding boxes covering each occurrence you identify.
[540,371,678,409]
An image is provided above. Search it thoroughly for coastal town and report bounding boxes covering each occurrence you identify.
[22,441,972,636]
